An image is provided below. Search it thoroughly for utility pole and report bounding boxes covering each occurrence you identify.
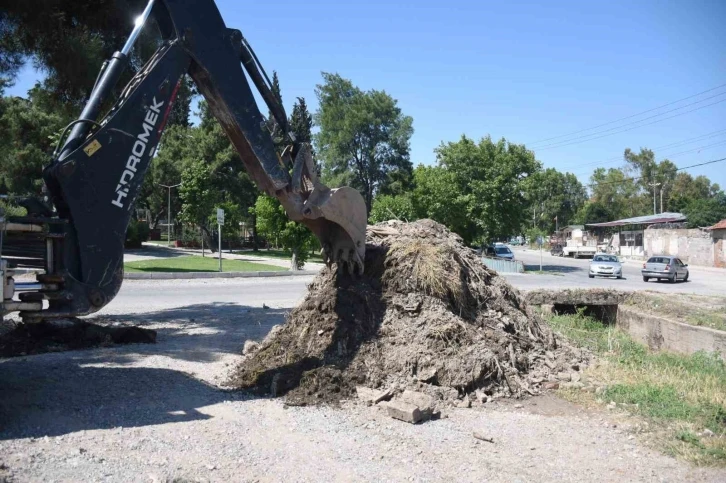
[648,182,661,215]
[660,183,667,214]
[158,182,181,246]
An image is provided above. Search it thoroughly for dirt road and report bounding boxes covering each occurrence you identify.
[1,278,724,482]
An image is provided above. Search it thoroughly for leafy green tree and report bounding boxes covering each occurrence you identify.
[572,201,613,225]
[682,195,726,227]
[433,135,540,245]
[525,168,587,233]
[409,165,468,235]
[589,167,639,219]
[314,72,413,211]
[137,125,192,229]
[1,0,154,108]
[668,172,723,212]
[253,194,316,269]
[0,85,68,194]
[166,75,196,129]
[369,194,416,223]
[253,194,287,247]
[179,159,216,251]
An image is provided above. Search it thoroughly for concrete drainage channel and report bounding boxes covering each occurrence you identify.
[525,289,726,358]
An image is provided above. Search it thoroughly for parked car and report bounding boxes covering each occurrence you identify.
[493,245,515,261]
[550,243,564,257]
[589,254,623,279]
[642,255,689,283]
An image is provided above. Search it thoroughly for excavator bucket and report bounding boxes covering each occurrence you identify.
[280,144,367,274]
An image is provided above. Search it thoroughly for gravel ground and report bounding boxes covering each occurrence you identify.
[1,278,724,482]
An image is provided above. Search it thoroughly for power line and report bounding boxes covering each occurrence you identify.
[585,156,726,188]
[534,97,726,150]
[554,128,726,172]
[527,82,726,146]
[569,138,726,177]
[534,97,726,151]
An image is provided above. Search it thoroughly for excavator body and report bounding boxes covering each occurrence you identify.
[0,0,367,322]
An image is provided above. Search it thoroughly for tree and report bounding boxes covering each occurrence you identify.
[179,159,216,251]
[433,135,541,244]
[166,75,196,129]
[572,201,613,225]
[369,194,416,223]
[589,167,639,219]
[137,125,191,229]
[0,85,68,194]
[669,172,723,212]
[266,71,286,153]
[314,72,413,212]
[409,165,468,236]
[681,193,726,227]
[253,194,316,269]
[1,0,154,108]
[525,168,587,233]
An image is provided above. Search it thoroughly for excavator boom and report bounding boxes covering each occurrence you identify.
[1,0,366,322]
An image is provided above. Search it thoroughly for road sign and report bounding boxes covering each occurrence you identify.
[536,236,543,246]
[217,208,225,225]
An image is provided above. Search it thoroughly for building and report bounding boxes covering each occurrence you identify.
[585,212,687,258]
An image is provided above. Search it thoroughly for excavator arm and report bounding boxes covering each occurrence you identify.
[1,0,366,322]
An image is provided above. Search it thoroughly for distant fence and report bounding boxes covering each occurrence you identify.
[481,257,525,273]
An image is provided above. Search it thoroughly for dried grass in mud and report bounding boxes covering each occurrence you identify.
[229,220,588,406]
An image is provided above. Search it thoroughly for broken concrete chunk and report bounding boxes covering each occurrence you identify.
[386,400,424,424]
[543,381,560,390]
[356,386,393,404]
[400,390,435,418]
[571,372,581,383]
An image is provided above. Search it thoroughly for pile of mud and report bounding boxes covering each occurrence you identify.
[229,220,586,406]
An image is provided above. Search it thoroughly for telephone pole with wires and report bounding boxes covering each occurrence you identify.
[648,181,661,215]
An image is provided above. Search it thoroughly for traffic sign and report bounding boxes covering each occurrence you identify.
[217,208,225,225]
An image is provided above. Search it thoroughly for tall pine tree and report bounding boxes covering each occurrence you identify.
[266,71,286,153]
[289,96,319,175]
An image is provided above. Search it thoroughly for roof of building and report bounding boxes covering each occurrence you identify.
[709,219,726,230]
[585,212,686,228]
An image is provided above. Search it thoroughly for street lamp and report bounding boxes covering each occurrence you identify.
[158,182,181,246]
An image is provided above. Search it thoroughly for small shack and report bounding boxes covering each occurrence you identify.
[586,212,687,258]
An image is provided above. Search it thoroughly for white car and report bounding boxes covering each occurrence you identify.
[588,254,623,279]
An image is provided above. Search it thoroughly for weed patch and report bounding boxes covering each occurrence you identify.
[546,312,726,466]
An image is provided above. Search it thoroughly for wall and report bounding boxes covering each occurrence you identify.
[644,228,715,267]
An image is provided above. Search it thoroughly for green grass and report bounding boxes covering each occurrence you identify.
[627,294,726,332]
[124,256,287,273]
[233,248,324,263]
[547,311,726,466]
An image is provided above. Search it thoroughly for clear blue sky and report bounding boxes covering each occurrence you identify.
[7,0,726,189]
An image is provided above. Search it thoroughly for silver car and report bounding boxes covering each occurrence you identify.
[642,255,689,283]
[589,254,623,279]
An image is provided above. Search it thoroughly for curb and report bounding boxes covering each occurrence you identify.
[124,269,320,280]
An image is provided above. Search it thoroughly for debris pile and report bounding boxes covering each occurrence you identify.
[229,219,587,408]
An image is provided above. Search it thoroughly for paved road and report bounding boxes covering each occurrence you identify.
[506,247,726,296]
[101,276,316,317]
[104,250,725,316]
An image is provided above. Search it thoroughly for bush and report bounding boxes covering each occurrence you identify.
[125,219,150,248]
